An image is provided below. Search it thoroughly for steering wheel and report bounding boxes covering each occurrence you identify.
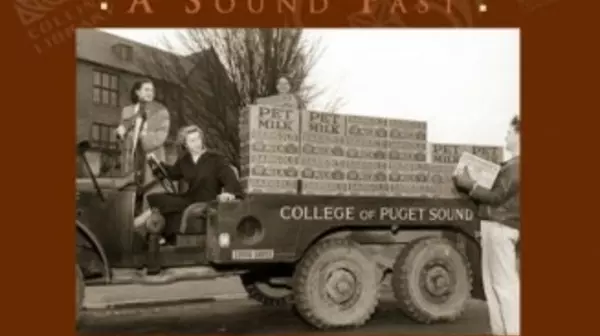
[147,157,178,194]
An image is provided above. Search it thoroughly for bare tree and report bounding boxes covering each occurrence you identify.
[140,28,345,168]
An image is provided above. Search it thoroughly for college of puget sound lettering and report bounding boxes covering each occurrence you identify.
[126,0,457,15]
[280,205,474,222]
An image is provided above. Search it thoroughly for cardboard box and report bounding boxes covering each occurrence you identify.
[454,152,501,190]
[346,170,388,182]
[387,170,429,184]
[239,105,301,142]
[241,177,298,194]
[388,118,427,142]
[346,147,388,160]
[240,153,299,167]
[388,139,427,162]
[302,110,346,138]
[388,182,435,197]
[428,143,504,164]
[346,182,389,196]
[302,180,347,195]
[388,149,427,162]
[242,165,300,179]
[428,143,473,164]
[239,104,301,194]
[300,111,347,194]
[345,115,388,138]
[346,159,388,171]
[472,145,504,163]
[299,157,346,185]
[427,163,461,198]
[388,118,427,140]
[345,136,388,148]
[388,161,430,171]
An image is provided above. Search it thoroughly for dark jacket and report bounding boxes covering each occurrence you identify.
[164,151,242,203]
[470,156,520,230]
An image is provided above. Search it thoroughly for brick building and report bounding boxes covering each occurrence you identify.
[76,29,197,178]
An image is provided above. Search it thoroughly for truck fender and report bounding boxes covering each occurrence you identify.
[76,220,111,283]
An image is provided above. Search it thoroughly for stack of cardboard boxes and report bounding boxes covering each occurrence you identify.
[345,115,390,196]
[239,104,503,198]
[239,104,301,194]
[300,110,347,195]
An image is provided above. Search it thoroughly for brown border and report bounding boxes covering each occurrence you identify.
[4,0,591,334]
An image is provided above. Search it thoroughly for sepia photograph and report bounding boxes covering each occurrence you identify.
[75,27,520,334]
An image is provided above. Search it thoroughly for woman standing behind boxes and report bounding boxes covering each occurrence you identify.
[115,79,170,228]
[255,75,304,110]
[453,116,521,336]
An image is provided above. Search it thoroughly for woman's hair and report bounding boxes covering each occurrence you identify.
[130,79,154,104]
[510,115,520,133]
[176,125,205,150]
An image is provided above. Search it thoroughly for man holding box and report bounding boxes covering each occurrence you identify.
[453,116,521,336]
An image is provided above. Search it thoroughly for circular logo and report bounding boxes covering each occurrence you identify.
[347,171,359,180]
[373,151,386,160]
[302,168,314,178]
[332,146,344,156]
[285,167,298,177]
[375,128,387,137]
[332,170,345,180]
[415,152,427,162]
[375,172,387,182]
[302,144,313,154]
[285,143,298,154]
[346,148,358,158]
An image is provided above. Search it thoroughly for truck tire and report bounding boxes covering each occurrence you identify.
[293,238,379,329]
[240,273,293,307]
[76,265,84,326]
[392,237,472,324]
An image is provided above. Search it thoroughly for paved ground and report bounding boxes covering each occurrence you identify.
[80,278,491,334]
[79,297,490,334]
[84,276,246,309]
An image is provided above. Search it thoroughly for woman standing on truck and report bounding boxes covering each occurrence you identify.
[453,115,521,336]
[115,79,170,228]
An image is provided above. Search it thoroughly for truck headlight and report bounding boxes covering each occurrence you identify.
[218,233,231,248]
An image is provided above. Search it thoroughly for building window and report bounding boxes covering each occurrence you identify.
[92,70,119,107]
[90,123,119,150]
[89,123,122,177]
[114,44,134,62]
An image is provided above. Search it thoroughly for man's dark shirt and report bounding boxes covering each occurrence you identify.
[469,156,520,230]
[164,151,242,203]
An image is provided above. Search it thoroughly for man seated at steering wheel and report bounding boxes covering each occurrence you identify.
[145,125,242,245]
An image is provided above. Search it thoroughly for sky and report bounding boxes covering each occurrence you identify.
[101,28,519,147]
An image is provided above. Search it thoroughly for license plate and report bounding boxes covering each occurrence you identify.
[231,249,275,260]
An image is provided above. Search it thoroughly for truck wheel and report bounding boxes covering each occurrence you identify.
[240,273,293,307]
[76,265,85,326]
[392,237,472,324]
[293,238,379,329]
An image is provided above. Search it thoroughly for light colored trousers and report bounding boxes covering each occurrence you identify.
[481,220,520,336]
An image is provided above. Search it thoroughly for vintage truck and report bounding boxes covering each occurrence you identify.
[76,141,484,330]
